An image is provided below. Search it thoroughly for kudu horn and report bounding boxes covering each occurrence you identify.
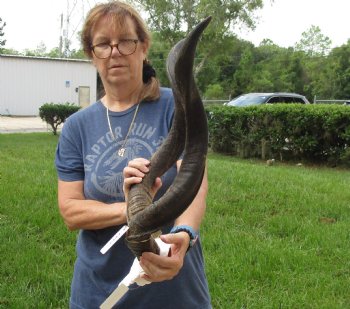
[125,16,212,258]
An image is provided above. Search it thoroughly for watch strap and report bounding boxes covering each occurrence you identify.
[170,225,198,250]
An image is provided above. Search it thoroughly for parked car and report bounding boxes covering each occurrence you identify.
[225,92,310,107]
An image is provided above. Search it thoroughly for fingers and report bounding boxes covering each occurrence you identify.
[123,158,150,197]
[128,158,150,172]
[139,233,189,282]
[123,158,150,179]
[123,158,163,200]
[161,232,190,256]
[139,252,183,282]
[160,232,189,246]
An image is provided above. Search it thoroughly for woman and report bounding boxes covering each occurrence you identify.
[55,1,211,308]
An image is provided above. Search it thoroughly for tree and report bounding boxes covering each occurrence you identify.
[215,37,254,97]
[69,48,87,60]
[147,31,173,87]
[0,47,20,55]
[295,25,332,57]
[130,0,265,78]
[204,83,224,99]
[46,47,62,58]
[327,40,350,99]
[0,17,6,50]
[24,42,47,57]
[295,26,333,99]
[232,47,255,95]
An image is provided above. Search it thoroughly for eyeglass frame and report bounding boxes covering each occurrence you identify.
[91,39,139,59]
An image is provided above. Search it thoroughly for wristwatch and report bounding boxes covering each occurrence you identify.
[170,225,198,251]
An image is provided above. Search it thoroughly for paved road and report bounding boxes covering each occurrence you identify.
[0,116,62,133]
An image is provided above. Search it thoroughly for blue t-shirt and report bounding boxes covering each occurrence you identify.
[55,88,211,309]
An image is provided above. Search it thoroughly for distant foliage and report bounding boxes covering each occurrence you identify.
[204,84,224,100]
[39,103,80,135]
[130,0,264,82]
[206,104,350,167]
[295,25,332,56]
[0,17,6,49]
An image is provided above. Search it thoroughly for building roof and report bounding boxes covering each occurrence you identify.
[0,53,91,63]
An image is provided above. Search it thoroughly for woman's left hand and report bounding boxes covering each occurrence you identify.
[139,231,190,282]
[123,158,162,203]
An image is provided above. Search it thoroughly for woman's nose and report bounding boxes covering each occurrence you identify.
[111,45,122,57]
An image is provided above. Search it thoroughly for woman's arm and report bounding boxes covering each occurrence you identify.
[57,180,127,230]
[173,160,208,231]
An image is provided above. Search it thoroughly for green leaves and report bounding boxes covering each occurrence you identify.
[39,103,80,135]
[0,17,6,48]
[131,0,264,82]
[207,104,350,166]
[295,25,332,56]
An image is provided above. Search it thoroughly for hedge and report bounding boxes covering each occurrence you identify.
[206,104,350,166]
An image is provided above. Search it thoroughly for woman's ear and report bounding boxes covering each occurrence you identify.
[141,39,150,56]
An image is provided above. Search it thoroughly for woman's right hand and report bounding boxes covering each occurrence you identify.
[123,158,162,203]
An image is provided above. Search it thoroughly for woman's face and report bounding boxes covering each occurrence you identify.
[91,15,148,91]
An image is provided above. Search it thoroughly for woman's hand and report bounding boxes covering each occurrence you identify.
[124,158,192,282]
[123,158,162,202]
[139,232,190,282]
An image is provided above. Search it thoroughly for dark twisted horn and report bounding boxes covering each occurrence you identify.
[125,16,212,258]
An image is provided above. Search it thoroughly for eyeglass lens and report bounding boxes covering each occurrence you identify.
[93,40,137,58]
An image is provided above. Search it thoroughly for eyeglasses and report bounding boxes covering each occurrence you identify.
[91,39,139,59]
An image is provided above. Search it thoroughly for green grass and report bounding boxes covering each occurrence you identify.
[0,133,76,308]
[1,134,350,308]
[205,153,350,308]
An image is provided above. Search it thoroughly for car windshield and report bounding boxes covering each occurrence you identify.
[227,94,269,106]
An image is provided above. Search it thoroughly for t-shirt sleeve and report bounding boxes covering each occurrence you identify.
[55,119,85,181]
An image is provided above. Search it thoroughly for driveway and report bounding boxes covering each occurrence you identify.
[0,116,62,133]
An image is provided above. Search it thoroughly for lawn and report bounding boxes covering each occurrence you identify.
[0,133,349,308]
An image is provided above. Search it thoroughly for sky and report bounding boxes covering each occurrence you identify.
[0,0,350,52]
[239,0,350,48]
[0,0,96,52]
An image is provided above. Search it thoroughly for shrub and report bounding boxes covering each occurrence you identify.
[39,103,80,135]
[206,104,350,166]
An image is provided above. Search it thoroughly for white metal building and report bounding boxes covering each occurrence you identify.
[0,54,97,116]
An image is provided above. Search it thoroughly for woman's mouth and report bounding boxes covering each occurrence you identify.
[109,64,125,69]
